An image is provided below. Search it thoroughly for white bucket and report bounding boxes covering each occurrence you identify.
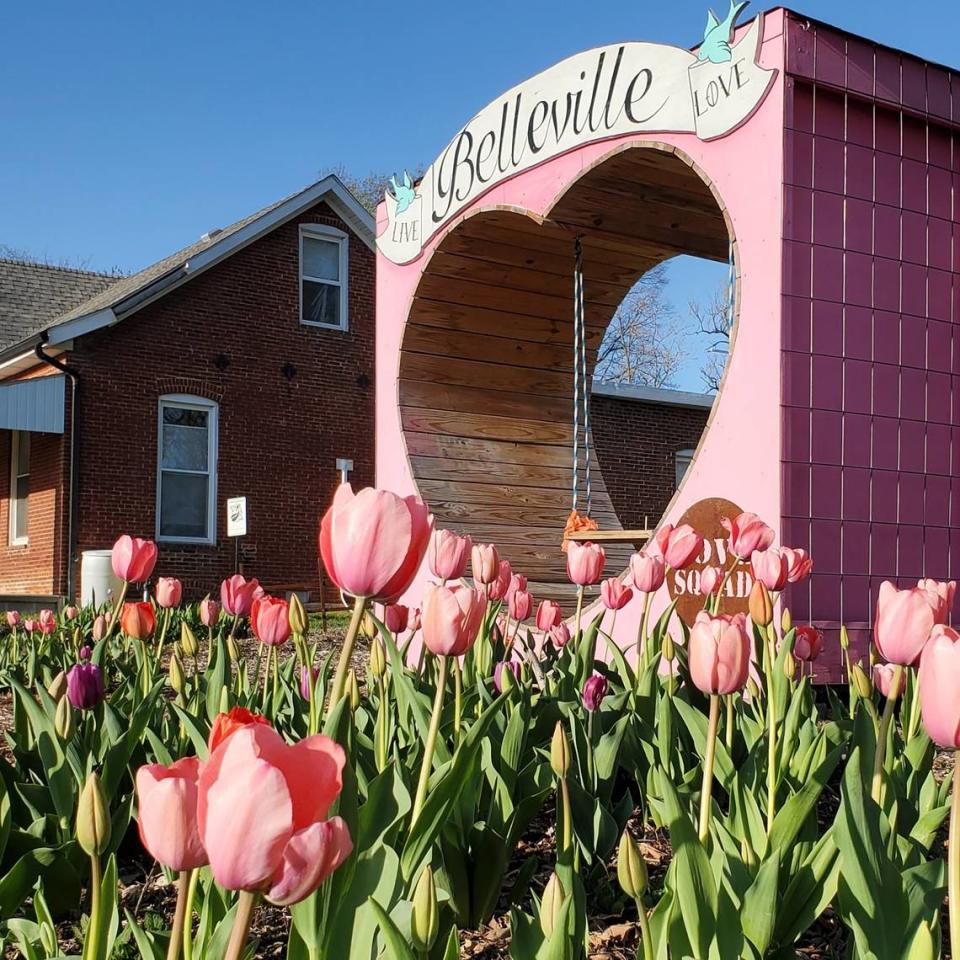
[80,550,123,608]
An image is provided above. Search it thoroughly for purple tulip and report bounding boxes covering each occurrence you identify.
[301,665,319,700]
[66,663,104,710]
[582,673,608,712]
[494,660,520,693]
[79,645,93,661]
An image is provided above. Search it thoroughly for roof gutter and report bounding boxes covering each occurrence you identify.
[35,333,80,602]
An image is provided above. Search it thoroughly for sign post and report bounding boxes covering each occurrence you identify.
[226,496,248,575]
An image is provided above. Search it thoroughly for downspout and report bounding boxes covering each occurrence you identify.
[35,333,79,602]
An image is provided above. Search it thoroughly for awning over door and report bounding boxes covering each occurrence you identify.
[0,375,65,433]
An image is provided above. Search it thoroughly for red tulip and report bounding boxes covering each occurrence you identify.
[111,535,158,583]
[781,547,813,584]
[688,611,750,695]
[155,577,183,609]
[793,625,823,661]
[488,560,512,601]
[251,596,291,647]
[721,512,775,560]
[751,548,789,592]
[200,597,221,627]
[536,600,562,632]
[872,662,905,700]
[319,483,432,602]
[121,602,156,639]
[384,603,409,634]
[918,624,960,748]
[508,588,532,622]
[917,578,956,625]
[699,566,723,596]
[471,543,500,584]
[566,541,605,586]
[630,553,665,593]
[600,578,633,611]
[208,707,272,752]
[135,757,207,871]
[874,580,938,666]
[220,575,264,617]
[421,583,485,657]
[198,723,351,905]
[428,530,472,581]
[582,673,608,711]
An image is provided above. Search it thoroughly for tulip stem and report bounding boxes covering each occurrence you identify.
[83,854,102,960]
[183,868,199,960]
[698,695,721,843]
[871,664,903,804]
[638,592,651,663]
[224,891,259,960]
[560,777,573,854]
[949,750,960,956]
[453,658,462,746]
[765,629,778,833]
[574,587,584,646]
[412,655,449,827]
[725,694,735,751]
[103,581,129,642]
[166,871,190,960]
[635,899,655,960]
[327,596,366,718]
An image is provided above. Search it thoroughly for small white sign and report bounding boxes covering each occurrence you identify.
[226,497,247,538]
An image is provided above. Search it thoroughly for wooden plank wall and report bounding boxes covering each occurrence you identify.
[399,147,729,609]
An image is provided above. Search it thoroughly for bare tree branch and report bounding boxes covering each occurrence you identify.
[322,164,426,215]
[688,284,734,393]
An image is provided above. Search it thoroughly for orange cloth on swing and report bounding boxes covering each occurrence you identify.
[561,509,598,551]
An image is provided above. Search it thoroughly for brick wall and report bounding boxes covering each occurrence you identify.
[62,198,375,600]
[591,394,710,531]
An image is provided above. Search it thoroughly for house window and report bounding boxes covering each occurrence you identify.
[9,431,29,545]
[300,225,348,330]
[675,448,695,488]
[157,396,218,543]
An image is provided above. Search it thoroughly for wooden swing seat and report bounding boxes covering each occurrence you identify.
[565,528,652,543]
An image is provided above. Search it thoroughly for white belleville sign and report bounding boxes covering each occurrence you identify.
[226,497,247,538]
[378,16,775,265]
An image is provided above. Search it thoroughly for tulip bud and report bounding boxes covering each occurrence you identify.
[360,611,376,640]
[55,696,75,741]
[617,830,648,901]
[39,923,56,957]
[661,633,675,662]
[227,635,240,662]
[906,920,936,960]
[748,580,773,627]
[348,669,361,711]
[289,593,308,636]
[169,653,185,694]
[852,662,873,699]
[747,677,761,701]
[783,650,797,680]
[839,624,850,651]
[540,872,566,938]
[47,670,68,703]
[781,607,792,634]
[550,721,570,778]
[180,621,199,658]
[76,772,111,857]
[410,866,439,953]
[72,626,82,649]
[370,639,386,680]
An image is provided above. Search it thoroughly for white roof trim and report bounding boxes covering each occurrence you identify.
[44,176,375,347]
[591,381,715,409]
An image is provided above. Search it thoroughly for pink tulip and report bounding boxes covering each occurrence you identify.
[751,548,789,592]
[661,525,704,570]
[79,645,93,661]
[781,547,813,584]
[872,662,905,700]
[721,512,775,560]
[566,541,605,586]
[793,625,823,662]
[67,663,105,710]
[220,575,264,617]
[301,666,320,700]
[111,535,158,583]
[874,580,938,666]
[384,603,409,635]
[536,600,562,632]
[699,566,723,596]
[409,607,422,633]
[688,611,750,695]
[549,623,571,649]
[918,625,960,748]
[917,578,956,625]
[630,553,665,593]
[600,578,633,611]
[319,483,432,602]
[471,543,500,585]
[64,606,78,621]
[428,530,472,582]
[155,577,183,609]
[494,660,520,693]
[92,614,107,642]
[38,609,56,635]
[647,524,674,559]
[506,574,528,603]
[5,610,19,628]
[135,757,208,872]
[200,597,221,627]
[582,673,608,711]
[251,596,291,647]
[421,583,485,657]
[198,723,352,905]
[23,619,37,633]
[488,560,512,601]
[508,588,532,622]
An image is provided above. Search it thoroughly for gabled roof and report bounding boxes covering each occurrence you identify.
[0,175,375,359]
[592,381,714,408]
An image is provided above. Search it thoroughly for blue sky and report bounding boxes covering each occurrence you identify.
[2,1,957,388]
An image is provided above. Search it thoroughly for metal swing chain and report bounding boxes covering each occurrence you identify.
[726,238,736,333]
[572,236,592,516]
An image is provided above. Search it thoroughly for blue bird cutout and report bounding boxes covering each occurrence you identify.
[388,171,417,215]
[699,0,749,63]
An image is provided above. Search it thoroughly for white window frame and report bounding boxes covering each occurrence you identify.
[675,448,696,489]
[9,431,29,546]
[156,395,219,545]
[299,224,349,331]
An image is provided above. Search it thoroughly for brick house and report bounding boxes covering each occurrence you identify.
[0,176,375,605]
